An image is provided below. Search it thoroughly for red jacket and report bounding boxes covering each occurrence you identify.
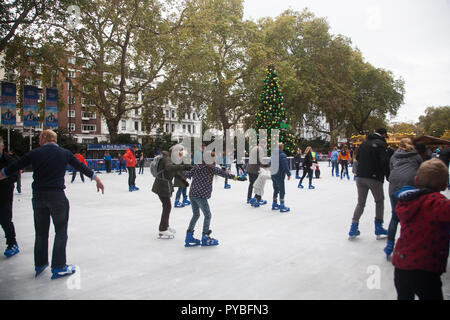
[123,148,136,167]
[392,188,450,274]
[74,153,88,167]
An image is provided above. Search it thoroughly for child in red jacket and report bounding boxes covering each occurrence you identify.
[392,158,450,300]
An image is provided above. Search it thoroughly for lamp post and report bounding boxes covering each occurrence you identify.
[65,77,72,137]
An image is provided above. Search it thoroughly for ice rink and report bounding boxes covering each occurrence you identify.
[1,163,449,300]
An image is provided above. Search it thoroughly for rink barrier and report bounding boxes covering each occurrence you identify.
[66,157,329,173]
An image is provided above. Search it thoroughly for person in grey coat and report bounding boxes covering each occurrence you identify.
[384,138,423,258]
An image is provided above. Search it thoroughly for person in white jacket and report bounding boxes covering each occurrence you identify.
[250,164,272,207]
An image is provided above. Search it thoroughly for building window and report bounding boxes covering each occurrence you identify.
[165,110,169,118]
[182,124,186,132]
[68,70,76,78]
[135,108,139,116]
[171,124,175,132]
[82,124,96,132]
[192,125,195,134]
[135,121,139,131]
[171,110,175,119]
[165,123,169,132]
[121,120,126,131]
[68,109,75,118]
[188,125,191,133]
[68,96,75,105]
[68,57,76,64]
[68,123,75,131]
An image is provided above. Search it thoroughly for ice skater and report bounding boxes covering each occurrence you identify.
[123,145,138,192]
[392,159,449,300]
[298,146,314,189]
[174,147,191,208]
[151,145,192,239]
[271,143,292,212]
[338,145,351,180]
[0,136,20,258]
[0,130,104,280]
[383,138,422,259]
[183,150,247,247]
[71,151,88,183]
[249,164,271,208]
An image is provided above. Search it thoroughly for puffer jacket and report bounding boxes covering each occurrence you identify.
[356,133,388,182]
[151,151,191,198]
[123,148,136,168]
[392,186,450,274]
[388,150,422,196]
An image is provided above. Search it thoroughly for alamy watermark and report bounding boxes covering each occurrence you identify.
[169,128,282,174]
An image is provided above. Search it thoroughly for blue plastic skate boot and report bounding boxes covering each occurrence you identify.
[182,198,191,206]
[348,222,360,239]
[4,244,19,258]
[308,184,315,189]
[279,203,290,213]
[129,186,134,192]
[296,174,300,179]
[35,264,48,277]
[174,201,185,208]
[375,221,388,240]
[201,231,219,246]
[185,231,201,247]
[384,240,395,259]
[258,199,267,205]
[251,199,260,208]
[51,264,76,280]
[297,182,304,189]
[132,185,139,191]
[272,202,280,210]
[224,183,231,189]
[247,198,253,204]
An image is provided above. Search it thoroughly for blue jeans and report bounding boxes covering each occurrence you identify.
[32,191,70,269]
[331,160,339,176]
[387,194,399,242]
[188,197,212,234]
[175,187,187,202]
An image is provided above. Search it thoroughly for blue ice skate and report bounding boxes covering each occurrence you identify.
[182,198,191,206]
[185,231,201,247]
[174,201,185,208]
[251,199,260,208]
[384,240,395,259]
[51,265,76,280]
[348,222,360,240]
[258,199,267,205]
[224,183,231,189]
[308,184,315,189]
[375,221,388,240]
[272,202,280,210]
[279,203,290,213]
[132,185,139,191]
[201,232,219,246]
[297,183,304,189]
[35,264,48,277]
[4,244,19,258]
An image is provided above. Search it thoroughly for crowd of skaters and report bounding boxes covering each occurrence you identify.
[0,128,449,300]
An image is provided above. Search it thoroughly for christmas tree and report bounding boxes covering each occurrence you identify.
[255,64,296,155]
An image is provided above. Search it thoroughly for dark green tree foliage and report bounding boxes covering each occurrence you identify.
[255,65,296,155]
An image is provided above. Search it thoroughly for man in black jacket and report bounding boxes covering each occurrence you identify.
[0,136,19,258]
[0,130,104,279]
[348,128,390,240]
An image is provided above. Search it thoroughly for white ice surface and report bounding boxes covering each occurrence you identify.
[0,163,448,300]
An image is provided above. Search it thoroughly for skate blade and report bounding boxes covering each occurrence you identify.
[376,235,387,240]
[348,235,359,240]
[184,243,200,247]
[158,235,175,239]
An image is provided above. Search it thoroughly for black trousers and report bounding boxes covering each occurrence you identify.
[0,201,16,246]
[247,173,258,200]
[105,160,111,173]
[32,191,70,269]
[71,170,85,182]
[158,195,172,232]
[394,268,443,300]
[127,167,136,187]
[299,167,313,185]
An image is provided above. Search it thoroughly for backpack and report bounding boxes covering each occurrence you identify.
[150,155,165,179]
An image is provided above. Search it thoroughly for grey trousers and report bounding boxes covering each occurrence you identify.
[352,177,385,223]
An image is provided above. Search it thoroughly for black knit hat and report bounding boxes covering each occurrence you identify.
[375,128,388,137]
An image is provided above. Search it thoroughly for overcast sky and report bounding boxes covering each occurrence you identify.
[243,0,450,124]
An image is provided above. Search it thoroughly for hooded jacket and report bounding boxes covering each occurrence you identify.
[392,186,450,274]
[388,150,422,196]
[356,133,388,182]
[123,148,136,168]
